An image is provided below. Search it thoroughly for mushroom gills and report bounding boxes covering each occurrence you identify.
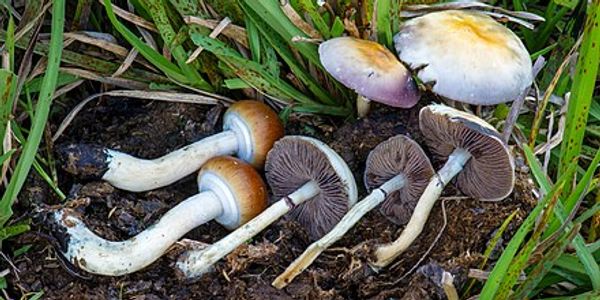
[372,148,472,268]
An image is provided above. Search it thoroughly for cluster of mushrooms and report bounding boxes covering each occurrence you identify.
[47,9,533,288]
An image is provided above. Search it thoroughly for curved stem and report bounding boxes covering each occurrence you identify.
[176,181,321,279]
[371,148,471,269]
[272,174,406,289]
[103,131,238,192]
[58,191,222,276]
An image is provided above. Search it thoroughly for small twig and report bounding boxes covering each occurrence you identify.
[186,17,232,64]
[291,36,323,44]
[543,109,555,173]
[112,48,139,77]
[502,56,546,143]
[52,90,225,141]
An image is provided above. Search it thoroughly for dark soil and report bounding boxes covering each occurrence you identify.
[4,97,535,299]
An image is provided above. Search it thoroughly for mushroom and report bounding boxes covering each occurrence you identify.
[58,100,284,192]
[272,135,434,288]
[394,10,532,105]
[47,156,267,276]
[175,136,358,278]
[371,104,515,268]
[319,37,420,117]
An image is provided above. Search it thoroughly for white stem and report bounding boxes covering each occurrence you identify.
[58,191,223,276]
[272,174,406,288]
[176,181,321,278]
[103,131,238,192]
[356,95,371,118]
[371,148,471,268]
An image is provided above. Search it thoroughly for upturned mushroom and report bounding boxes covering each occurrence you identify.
[58,100,284,192]
[272,135,434,288]
[47,156,267,276]
[394,10,532,105]
[175,136,358,278]
[371,104,515,268]
[319,37,420,117]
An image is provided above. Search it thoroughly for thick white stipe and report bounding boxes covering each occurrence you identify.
[372,148,471,268]
[102,131,238,192]
[57,191,223,276]
[176,181,321,278]
[272,174,406,288]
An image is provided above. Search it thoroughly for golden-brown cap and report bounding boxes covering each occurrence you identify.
[198,156,268,229]
[224,100,284,169]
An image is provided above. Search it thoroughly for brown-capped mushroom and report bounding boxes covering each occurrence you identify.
[47,156,267,276]
[175,136,358,279]
[272,135,434,288]
[371,104,515,268]
[58,100,283,192]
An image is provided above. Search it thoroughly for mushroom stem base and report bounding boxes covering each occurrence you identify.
[58,191,222,276]
[176,180,321,279]
[272,174,406,289]
[371,148,471,269]
[356,95,371,118]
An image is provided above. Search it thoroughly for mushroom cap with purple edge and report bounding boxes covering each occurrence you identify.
[265,136,358,240]
[419,104,515,201]
[394,10,532,105]
[364,135,435,225]
[198,156,268,230]
[319,37,420,108]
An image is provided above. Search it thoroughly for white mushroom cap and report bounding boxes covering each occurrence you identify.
[394,10,532,105]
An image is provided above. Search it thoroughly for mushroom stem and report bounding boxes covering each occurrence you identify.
[356,95,371,118]
[54,191,223,276]
[176,180,321,278]
[103,131,239,192]
[371,148,471,268]
[272,174,406,289]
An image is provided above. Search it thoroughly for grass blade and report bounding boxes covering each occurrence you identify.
[558,1,600,186]
[0,0,65,226]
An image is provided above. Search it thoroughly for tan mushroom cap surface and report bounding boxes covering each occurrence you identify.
[224,100,284,168]
[394,10,532,105]
[419,104,515,201]
[199,156,268,228]
[364,135,434,225]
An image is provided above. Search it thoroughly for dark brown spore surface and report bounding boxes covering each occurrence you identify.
[364,135,435,225]
[265,136,351,240]
[5,98,534,299]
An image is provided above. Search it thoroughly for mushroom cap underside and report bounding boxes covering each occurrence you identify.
[365,134,435,225]
[419,104,515,200]
[265,136,358,240]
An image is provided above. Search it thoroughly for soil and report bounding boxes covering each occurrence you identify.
[3,96,535,299]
